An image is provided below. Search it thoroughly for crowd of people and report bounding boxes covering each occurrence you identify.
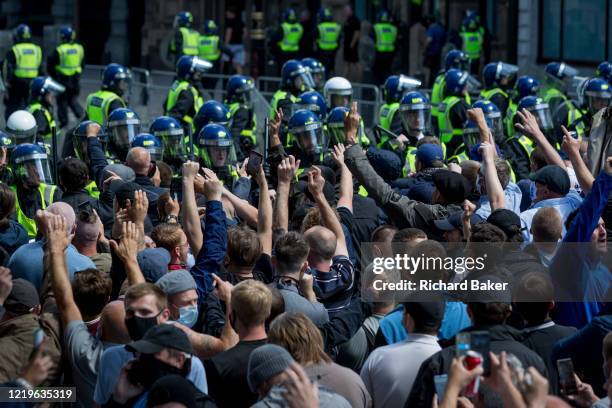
[0,6,610,408]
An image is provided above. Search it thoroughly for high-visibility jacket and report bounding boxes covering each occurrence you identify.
[378,102,400,132]
[11,183,56,238]
[403,145,418,177]
[178,27,200,56]
[229,102,257,146]
[198,35,221,61]
[55,43,84,76]
[165,80,204,129]
[505,101,518,139]
[85,90,126,125]
[278,23,303,52]
[438,96,463,144]
[84,180,100,199]
[12,43,42,79]
[517,134,535,156]
[26,102,56,144]
[316,22,341,51]
[480,87,508,102]
[460,30,483,60]
[373,23,398,53]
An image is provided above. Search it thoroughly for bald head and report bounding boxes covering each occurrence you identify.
[304,226,337,261]
[126,147,151,176]
[100,300,130,344]
[47,202,76,233]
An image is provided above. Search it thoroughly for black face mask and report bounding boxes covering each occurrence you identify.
[125,314,159,341]
[127,353,185,388]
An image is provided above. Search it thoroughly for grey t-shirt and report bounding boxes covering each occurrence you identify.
[64,320,108,408]
[252,384,351,408]
[277,284,329,326]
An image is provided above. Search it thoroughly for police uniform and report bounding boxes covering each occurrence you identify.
[4,42,42,119]
[165,79,204,133]
[47,41,84,127]
[460,27,484,74]
[480,87,509,116]
[500,135,533,181]
[372,22,398,85]
[170,27,200,63]
[26,101,56,150]
[315,20,341,73]
[269,90,300,146]
[198,32,231,90]
[228,101,257,160]
[276,22,304,68]
[85,90,126,125]
[438,95,469,154]
[10,183,59,239]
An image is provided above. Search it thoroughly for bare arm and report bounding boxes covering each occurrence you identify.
[45,214,82,327]
[331,144,353,212]
[274,155,300,232]
[515,109,565,168]
[254,165,273,255]
[182,161,204,255]
[222,186,259,227]
[562,126,594,193]
[308,167,349,257]
[480,143,506,211]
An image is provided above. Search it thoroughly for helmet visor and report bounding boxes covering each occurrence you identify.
[44,77,66,94]
[527,104,554,131]
[192,57,213,73]
[311,71,325,90]
[160,134,186,160]
[201,144,237,168]
[294,103,323,120]
[398,75,422,93]
[400,104,432,134]
[488,114,505,143]
[11,128,37,145]
[466,75,482,92]
[463,127,480,152]
[294,125,327,154]
[330,93,352,108]
[110,123,140,150]
[293,72,315,93]
[15,154,53,185]
[560,63,578,79]
[497,63,519,79]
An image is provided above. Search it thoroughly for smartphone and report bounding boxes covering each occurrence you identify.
[170,177,183,202]
[470,331,491,375]
[29,328,44,359]
[557,358,578,395]
[434,374,448,402]
[455,332,471,357]
[246,150,263,177]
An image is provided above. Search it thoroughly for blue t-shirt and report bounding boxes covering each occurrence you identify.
[8,240,95,291]
[379,302,471,344]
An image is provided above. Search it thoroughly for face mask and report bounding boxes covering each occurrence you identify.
[177,305,199,328]
[125,313,159,341]
[185,252,196,270]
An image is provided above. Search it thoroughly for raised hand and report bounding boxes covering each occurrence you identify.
[109,221,139,264]
[466,107,485,124]
[277,155,300,185]
[236,158,250,179]
[182,161,200,180]
[561,125,582,158]
[515,109,543,139]
[127,190,148,224]
[45,213,73,254]
[307,166,325,198]
[344,101,361,144]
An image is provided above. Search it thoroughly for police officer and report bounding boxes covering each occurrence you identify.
[150,116,186,173]
[505,75,540,139]
[165,55,210,133]
[438,69,471,155]
[26,76,65,150]
[10,143,60,238]
[269,59,313,144]
[372,10,398,85]
[395,91,433,174]
[431,50,470,128]
[324,76,370,146]
[596,61,612,84]
[460,12,484,74]
[296,91,327,121]
[274,8,304,70]
[169,11,200,64]
[3,24,42,119]
[378,74,421,136]
[570,78,612,137]
[480,61,518,114]
[85,63,130,125]
[71,119,105,164]
[315,7,341,75]
[132,133,164,161]
[197,123,238,186]
[225,75,257,160]
[193,100,231,140]
[301,57,326,92]
[285,109,328,168]
[106,107,141,162]
[47,26,84,128]
[199,20,233,91]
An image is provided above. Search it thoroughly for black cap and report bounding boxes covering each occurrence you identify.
[148,375,199,408]
[434,211,463,231]
[529,165,570,195]
[487,209,523,239]
[126,324,193,355]
[432,170,470,204]
[115,181,142,207]
[403,296,446,328]
[5,279,39,314]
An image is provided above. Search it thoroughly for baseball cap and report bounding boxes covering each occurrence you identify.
[529,165,570,195]
[138,248,171,283]
[434,211,463,231]
[4,279,39,314]
[126,324,193,355]
[103,163,135,182]
[367,147,402,181]
[432,170,471,204]
[148,375,200,408]
[413,143,445,168]
[487,209,523,239]
[247,344,295,392]
[155,269,197,295]
[403,296,446,327]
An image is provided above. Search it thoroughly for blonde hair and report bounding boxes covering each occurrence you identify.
[231,280,272,326]
[268,313,332,364]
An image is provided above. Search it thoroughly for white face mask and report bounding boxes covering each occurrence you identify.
[176,305,199,328]
[185,252,196,270]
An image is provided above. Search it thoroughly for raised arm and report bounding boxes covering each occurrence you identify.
[562,126,595,193]
[45,213,82,327]
[109,221,145,287]
[182,161,204,254]
[274,155,300,232]
[480,143,506,211]
[308,166,349,257]
[221,186,259,227]
[331,144,353,212]
[254,164,273,255]
[515,109,565,168]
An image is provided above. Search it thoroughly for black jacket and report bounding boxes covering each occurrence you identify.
[405,324,548,408]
